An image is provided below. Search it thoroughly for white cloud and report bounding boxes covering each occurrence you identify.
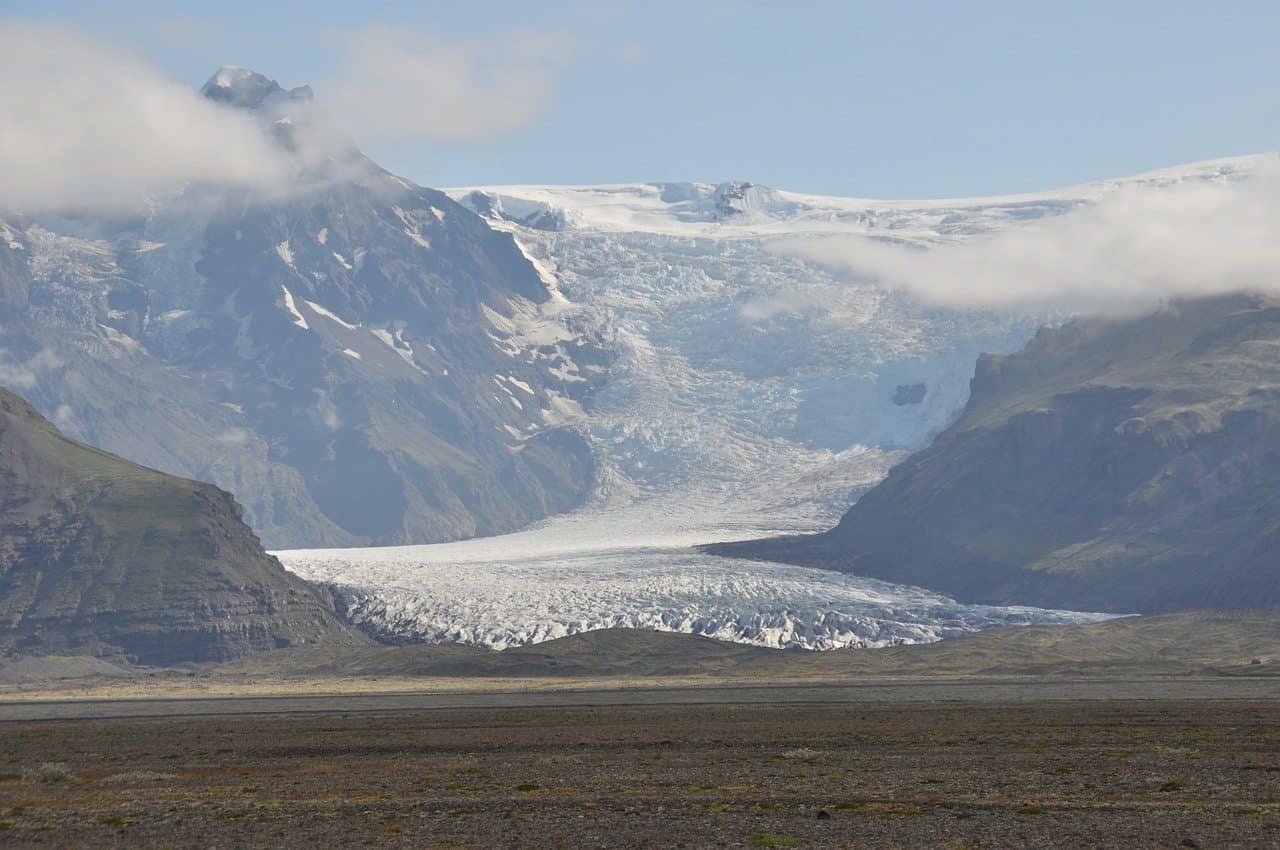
[778,160,1280,316]
[738,291,821,322]
[321,28,573,146]
[0,23,574,216]
[0,348,61,390]
[216,427,252,446]
[0,24,297,216]
[52,404,82,436]
[312,389,342,432]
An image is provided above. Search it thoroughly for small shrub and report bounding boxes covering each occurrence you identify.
[536,754,582,766]
[23,763,74,784]
[1018,805,1045,815]
[1159,781,1186,792]
[102,771,176,784]
[781,748,831,761]
[515,782,540,792]
[747,835,800,848]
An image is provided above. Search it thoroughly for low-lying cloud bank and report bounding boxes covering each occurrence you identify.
[778,159,1280,316]
[0,24,571,216]
[0,25,295,215]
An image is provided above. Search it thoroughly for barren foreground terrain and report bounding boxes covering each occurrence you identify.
[1,700,1277,848]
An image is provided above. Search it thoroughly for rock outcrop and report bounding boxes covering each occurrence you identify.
[711,295,1280,614]
[0,387,366,664]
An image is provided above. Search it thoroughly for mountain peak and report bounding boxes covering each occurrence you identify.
[201,66,312,110]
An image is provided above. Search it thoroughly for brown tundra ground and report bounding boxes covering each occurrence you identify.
[0,699,1277,849]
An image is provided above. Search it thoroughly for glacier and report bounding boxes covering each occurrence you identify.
[277,156,1266,649]
[280,494,1116,651]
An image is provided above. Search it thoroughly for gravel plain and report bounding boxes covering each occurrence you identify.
[1,698,1277,848]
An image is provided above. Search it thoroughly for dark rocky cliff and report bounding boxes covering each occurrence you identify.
[710,295,1280,614]
[0,387,367,664]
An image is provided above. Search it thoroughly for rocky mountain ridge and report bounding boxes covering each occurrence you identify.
[0,68,606,548]
[0,385,365,664]
[710,294,1280,614]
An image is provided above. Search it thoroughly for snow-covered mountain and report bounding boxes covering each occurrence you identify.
[0,68,606,548]
[279,154,1271,649]
[452,154,1258,239]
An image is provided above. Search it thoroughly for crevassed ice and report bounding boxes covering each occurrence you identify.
[279,447,1114,650]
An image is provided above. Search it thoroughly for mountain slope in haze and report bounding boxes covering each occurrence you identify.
[0,68,604,548]
[710,294,1280,614]
[0,385,366,664]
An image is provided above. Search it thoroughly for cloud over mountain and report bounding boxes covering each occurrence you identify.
[0,24,296,215]
[0,24,572,216]
[778,159,1280,316]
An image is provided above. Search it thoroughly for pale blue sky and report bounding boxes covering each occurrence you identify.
[11,0,1280,197]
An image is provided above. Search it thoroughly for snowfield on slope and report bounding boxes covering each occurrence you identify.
[278,157,1268,649]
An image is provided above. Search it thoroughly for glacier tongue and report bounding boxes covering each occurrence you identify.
[290,549,1113,651]
[279,485,1116,652]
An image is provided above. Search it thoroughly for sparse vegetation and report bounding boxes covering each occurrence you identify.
[101,770,177,784]
[0,701,1276,847]
[781,747,832,761]
[536,754,582,765]
[23,762,75,783]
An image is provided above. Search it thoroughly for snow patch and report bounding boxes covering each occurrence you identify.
[280,286,309,329]
[371,326,427,373]
[541,390,585,427]
[304,300,358,329]
[504,375,535,395]
[511,235,560,292]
